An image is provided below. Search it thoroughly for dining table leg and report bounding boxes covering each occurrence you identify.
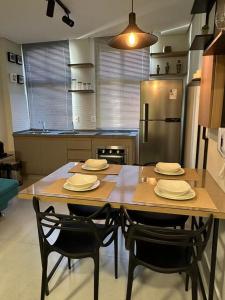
[208,218,219,300]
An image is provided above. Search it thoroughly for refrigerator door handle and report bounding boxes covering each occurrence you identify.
[143,103,149,120]
[165,118,181,122]
[144,121,149,143]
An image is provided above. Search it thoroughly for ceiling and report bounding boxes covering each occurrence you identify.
[0,0,194,44]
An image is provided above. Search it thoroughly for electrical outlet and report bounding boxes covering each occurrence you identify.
[74,116,80,123]
[91,116,96,123]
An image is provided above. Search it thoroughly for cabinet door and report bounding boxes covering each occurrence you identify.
[41,138,67,175]
[199,55,225,128]
[14,137,42,175]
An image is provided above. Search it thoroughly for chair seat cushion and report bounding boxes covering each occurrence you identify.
[0,178,19,211]
[53,223,114,255]
[136,240,191,269]
[0,178,18,196]
[128,210,188,227]
[54,224,97,254]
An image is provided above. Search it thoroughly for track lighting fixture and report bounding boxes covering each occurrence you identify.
[62,15,74,27]
[46,0,55,17]
[46,0,74,27]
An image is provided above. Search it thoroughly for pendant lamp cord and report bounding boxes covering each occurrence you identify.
[132,0,134,12]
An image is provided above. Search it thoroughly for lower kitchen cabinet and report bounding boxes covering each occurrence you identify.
[41,138,68,175]
[14,135,137,175]
[14,137,42,175]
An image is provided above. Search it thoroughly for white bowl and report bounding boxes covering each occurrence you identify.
[157,180,191,196]
[85,159,108,170]
[156,162,181,173]
[64,180,100,192]
[66,174,97,189]
[154,186,195,201]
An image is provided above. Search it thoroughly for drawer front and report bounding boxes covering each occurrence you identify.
[67,150,92,161]
[67,139,91,150]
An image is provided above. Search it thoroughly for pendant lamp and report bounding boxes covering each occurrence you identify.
[108,0,158,50]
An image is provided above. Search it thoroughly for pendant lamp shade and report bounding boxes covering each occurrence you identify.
[109,7,158,50]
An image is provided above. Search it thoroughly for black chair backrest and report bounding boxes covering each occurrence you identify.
[121,206,213,262]
[33,198,113,248]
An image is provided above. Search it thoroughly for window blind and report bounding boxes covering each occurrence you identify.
[95,37,149,129]
[23,41,72,130]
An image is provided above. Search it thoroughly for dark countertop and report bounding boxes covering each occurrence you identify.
[13,129,138,138]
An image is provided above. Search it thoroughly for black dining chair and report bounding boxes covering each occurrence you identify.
[121,206,213,300]
[126,209,189,228]
[33,197,118,300]
[67,203,119,278]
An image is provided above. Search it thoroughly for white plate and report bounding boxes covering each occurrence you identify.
[63,180,100,192]
[154,186,196,201]
[154,168,185,176]
[82,164,109,171]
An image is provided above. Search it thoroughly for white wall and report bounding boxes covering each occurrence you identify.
[184,84,200,167]
[0,38,29,152]
[69,39,96,130]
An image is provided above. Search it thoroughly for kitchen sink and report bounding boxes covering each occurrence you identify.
[23,130,62,135]
[57,131,98,136]
[99,132,131,136]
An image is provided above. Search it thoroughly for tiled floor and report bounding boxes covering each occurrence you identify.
[0,194,192,300]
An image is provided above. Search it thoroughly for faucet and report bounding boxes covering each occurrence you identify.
[72,120,79,134]
[41,121,46,133]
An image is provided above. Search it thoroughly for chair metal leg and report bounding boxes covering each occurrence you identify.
[41,255,48,300]
[208,219,219,300]
[126,257,135,300]
[185,274,190,291]
[191,217,195,230]
[68,258,71,270]
[191,267,198,300]
[114,229,118,279]
[94,254,99,300]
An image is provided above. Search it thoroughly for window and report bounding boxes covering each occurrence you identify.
[23,41,72,130]
[95,38,149,129]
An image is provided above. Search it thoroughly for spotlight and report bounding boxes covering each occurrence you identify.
[46,0,55,17]
[62,15,74,27]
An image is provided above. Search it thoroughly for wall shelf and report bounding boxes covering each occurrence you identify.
[190,34,213,50]
[150,73,187,77]
[187,78,201,87]
[68,63,94,68]
[68,89,95,93]
[191,0,216,14]
[204,31,225,56]
[150,51,188,58]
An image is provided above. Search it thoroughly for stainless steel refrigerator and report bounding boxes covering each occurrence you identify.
[139,79,183,165]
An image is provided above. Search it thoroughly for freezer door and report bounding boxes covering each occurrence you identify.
[139,120,181,165]
[140,80,183,120]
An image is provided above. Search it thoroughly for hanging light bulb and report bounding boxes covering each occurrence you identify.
[127,32,137,47]
[109,0,158,50]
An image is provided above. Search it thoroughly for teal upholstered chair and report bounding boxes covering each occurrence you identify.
[0,178,19,212]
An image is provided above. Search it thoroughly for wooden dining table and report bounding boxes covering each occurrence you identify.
[19,162,225,300]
